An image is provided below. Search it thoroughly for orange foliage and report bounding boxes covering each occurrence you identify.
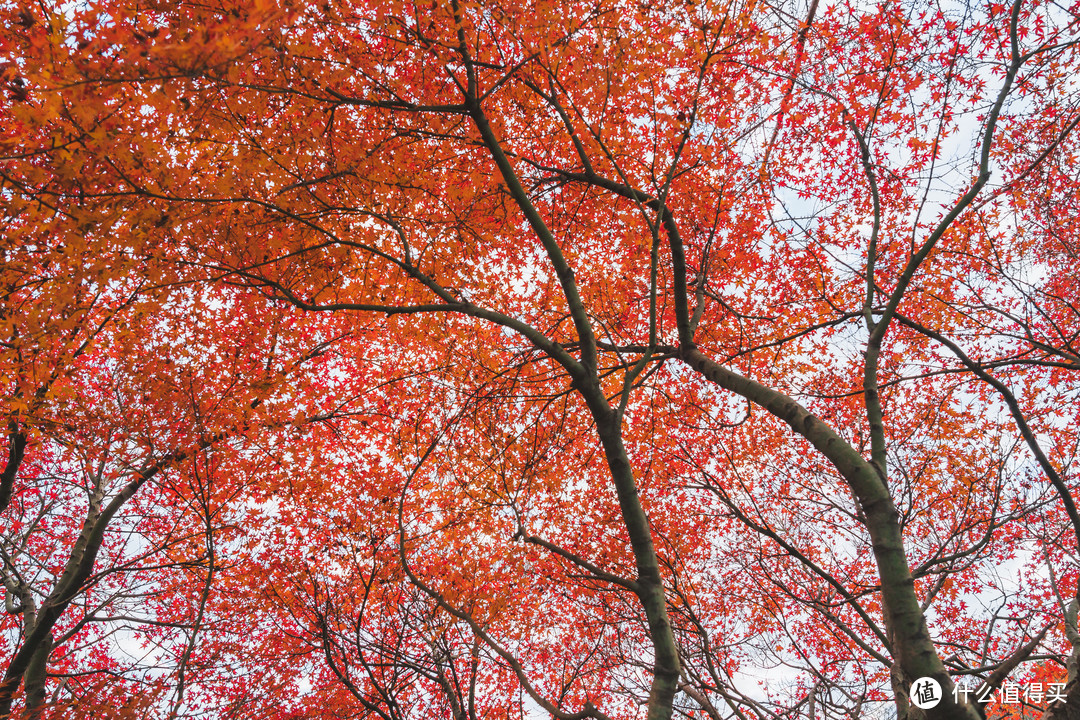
[2,0,1079,718]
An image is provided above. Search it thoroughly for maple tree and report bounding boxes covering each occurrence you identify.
[3,0,1080,718]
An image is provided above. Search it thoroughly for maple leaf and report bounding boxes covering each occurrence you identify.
[3,0,1080,719]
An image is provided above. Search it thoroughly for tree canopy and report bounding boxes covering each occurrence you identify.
[2,0,1080,718]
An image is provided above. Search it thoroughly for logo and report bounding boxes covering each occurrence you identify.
[911,677,942,709]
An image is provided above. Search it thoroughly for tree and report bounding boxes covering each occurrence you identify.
[2,0,1080,718]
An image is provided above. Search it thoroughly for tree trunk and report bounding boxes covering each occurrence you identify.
[22,634,52,720]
